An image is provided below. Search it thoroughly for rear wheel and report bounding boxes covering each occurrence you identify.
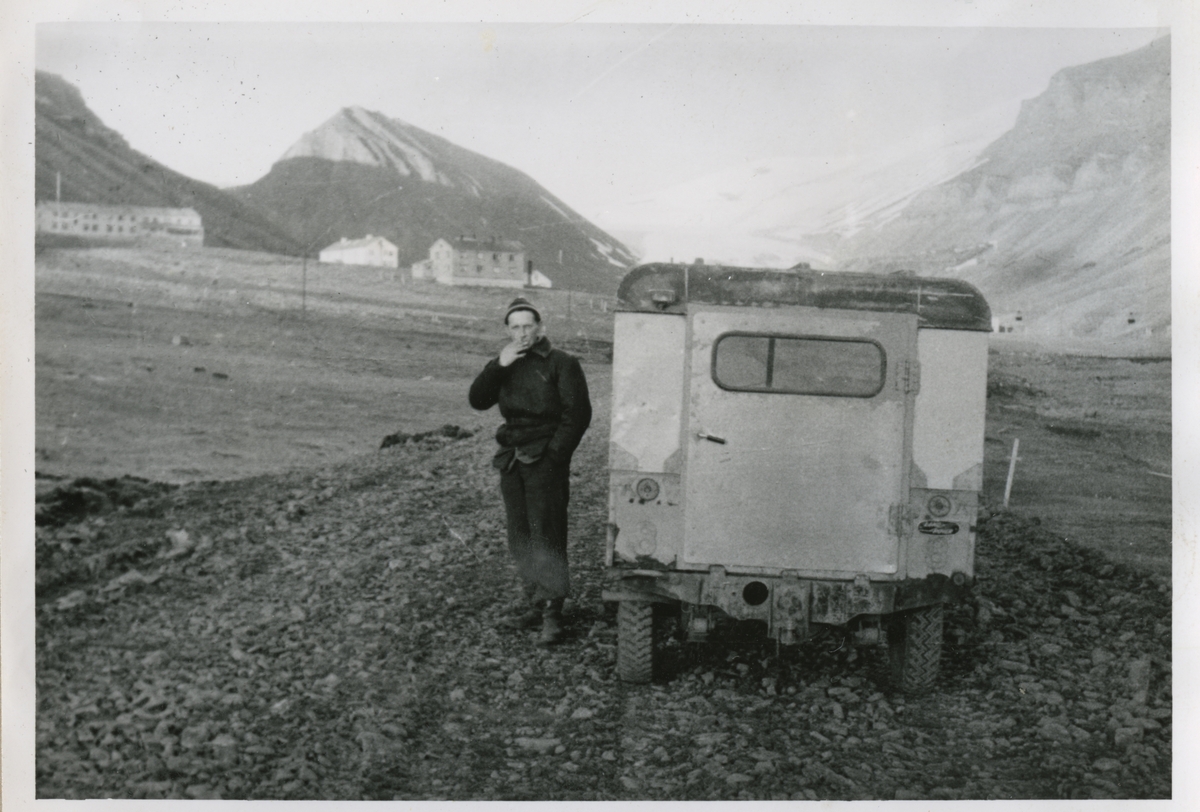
[617,601,655,683]
[880,603,943,695]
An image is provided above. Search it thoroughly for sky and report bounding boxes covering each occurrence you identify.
[36,23,1165,233]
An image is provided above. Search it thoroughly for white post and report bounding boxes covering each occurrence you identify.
[1003,438,1020,508]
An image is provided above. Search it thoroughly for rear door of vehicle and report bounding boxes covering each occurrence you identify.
[682,305,917,574]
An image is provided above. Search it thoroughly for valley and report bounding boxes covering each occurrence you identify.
[28,243,1173,801]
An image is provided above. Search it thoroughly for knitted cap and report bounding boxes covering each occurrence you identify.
[504,296,541,323]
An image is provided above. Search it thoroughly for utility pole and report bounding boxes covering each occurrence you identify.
[56,171,61,202]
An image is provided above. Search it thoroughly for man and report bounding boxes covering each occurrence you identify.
[469,297,592,645]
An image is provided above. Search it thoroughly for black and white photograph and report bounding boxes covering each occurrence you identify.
[2,1,1194,807]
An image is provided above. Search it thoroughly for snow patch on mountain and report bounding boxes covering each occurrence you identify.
[600,127,990,268]
[539,195,576,223]
[589,237,628,268]
[282,106,452,186]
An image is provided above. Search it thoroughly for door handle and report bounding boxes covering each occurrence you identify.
[697,431,727,444]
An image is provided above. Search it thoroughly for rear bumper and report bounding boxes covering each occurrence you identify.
[602,567,973,633]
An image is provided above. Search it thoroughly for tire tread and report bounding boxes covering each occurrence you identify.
[898,603,943,694]
[617,602,654,683]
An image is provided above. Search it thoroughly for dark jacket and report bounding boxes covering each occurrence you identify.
[469,337,592,470]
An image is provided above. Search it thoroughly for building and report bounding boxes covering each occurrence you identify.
[427,236,527,288]
[991,311,1026,334]
[36,201,204,245]
[410,258,432,280]
[319,235,399,268]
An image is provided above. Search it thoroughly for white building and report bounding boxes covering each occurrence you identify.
[319,235,399,268]
[991,311,1026,334]
[36,201,204,245]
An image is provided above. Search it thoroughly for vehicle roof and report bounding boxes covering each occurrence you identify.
[616,263,992,332]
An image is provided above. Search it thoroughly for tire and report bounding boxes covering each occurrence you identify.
[617,601,655,683]
[882,603,943,695]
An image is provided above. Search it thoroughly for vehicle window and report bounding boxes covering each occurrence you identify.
[713,335,770,388]
[713,334,885,397]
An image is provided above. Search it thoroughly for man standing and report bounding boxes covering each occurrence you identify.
[469,297,592,646]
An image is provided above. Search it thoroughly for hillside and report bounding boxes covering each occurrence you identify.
[822,37,1170,344]
[598,146,984,271]
[231,107,636,294]
[34,72,304,256]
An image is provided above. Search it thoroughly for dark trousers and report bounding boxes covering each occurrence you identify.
[499,456,571,602]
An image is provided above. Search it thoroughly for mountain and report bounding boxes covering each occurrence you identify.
[600,38,1169,347]
[597,142,986,269]
[231,107,636,293]
[34,72,304,255]
[821,37,1170,344]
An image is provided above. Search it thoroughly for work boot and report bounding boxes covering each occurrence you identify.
[538,598,565,646]
[495,583,541,630]
[496,602,542,630]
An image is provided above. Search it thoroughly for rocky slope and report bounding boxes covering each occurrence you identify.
[824,37,1170,343]
[232,107,636,293]
[34,72,304,256]
[35,407,1170,800]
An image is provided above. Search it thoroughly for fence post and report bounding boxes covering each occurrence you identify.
[1003,438,1020,507]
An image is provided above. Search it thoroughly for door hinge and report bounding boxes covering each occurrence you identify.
[889,503,915,537]
[901,359,920,394]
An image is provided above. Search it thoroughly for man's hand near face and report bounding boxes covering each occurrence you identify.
[500,309,540,366]
[499,341,528,367]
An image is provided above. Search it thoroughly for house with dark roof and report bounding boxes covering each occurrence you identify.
[427,235,528,288]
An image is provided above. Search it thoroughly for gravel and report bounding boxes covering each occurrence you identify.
[34,423,1170,800]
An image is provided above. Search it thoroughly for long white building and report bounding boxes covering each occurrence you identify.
[36,201,204,245]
